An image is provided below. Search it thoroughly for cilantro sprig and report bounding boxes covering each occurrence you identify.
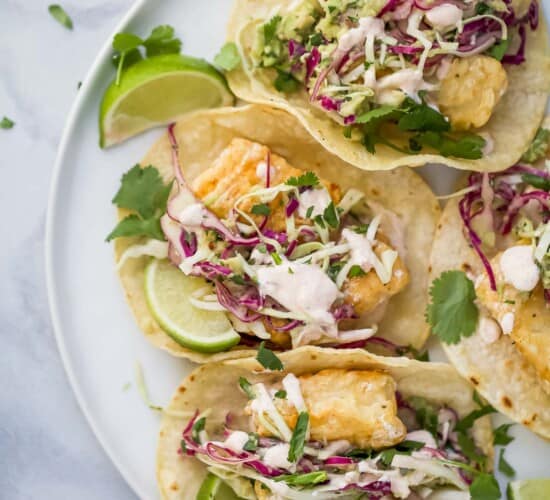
[111,25,182,85]
[214,42,241,71]
[426,271,479,345]
[106,165,172,242]
[470,473,501,500]
[256,341,283,371]
[286,171,320,188]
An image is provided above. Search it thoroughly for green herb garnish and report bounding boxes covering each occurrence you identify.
[239,377,256,399]
[0,117,14,129]
[243,433,259,452]
[521,128,550,163]
[288,412,309,462]
[48,4,73,29]
[498,449,515,478]
[257,342,284,371]
[286,171,320,188]
[274,471,327,486]
[323,201,339,228]
[469,473,501,500]
[274,389,287,399]
[251,203,271,216]
[493,423,515,445]
[214,42,241,71]
[348,265,366,278]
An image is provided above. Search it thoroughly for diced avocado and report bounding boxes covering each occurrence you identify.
[280,0,320,41]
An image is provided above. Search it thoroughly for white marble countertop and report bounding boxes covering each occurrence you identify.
[1,1,136,498]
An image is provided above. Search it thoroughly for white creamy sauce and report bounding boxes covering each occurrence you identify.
[342,228,377,273]
[339,16,385,53]
[256,262,341,326]
[256,161,275,182]
[223,430,250,453]
[500,245,540,292]
[282,374,307,412]
[377,68,436,102]
[479,316,502,343]
[262,443,292,469]
[317,440,351,460]
[425,4,463,31]
[500,312,515,335]
[250,247,273,265]
[436,56,453,80]
[178,202,206,227]
[297,188,331,218]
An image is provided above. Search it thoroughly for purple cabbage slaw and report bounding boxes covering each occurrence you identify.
[178,391,481,496]
[458,163,550,300]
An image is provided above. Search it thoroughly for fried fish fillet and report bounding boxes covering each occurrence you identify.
[247,369,407,449]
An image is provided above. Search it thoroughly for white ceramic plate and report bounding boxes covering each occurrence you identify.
[46,0,550,498]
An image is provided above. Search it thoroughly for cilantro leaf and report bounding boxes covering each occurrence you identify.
[398,102,450,133]
[521,173,550,191]
[455,404,496,432]
[274,69,300,93]
[356,105,397,124]
[112,165,169,219]
[251,203,271,216]
[214,42,241,71]
[1,116,14,129]
[323,201,339,228]
[457,432,487,468]
[263,16,281,45]
[409,396,439,436]
[239,377,256,399]
[426,271,479,345]
[380,440,425,466]
[243,433,259,452]
[476,2,492,14]
[348,265,366,278]
[498,449,515,478]
[113,32,144,53]
[143,25,181,57]
[257,341,283,371]
[413,131,486,159]
[288,412,309,462]
[469,473,501,500]
[192,417,206,442]
[106,214,164,242]
[274,389,287,398]
[48,4,73,30]
[493,423,515,445]
[487,38,509,61]
[274,471,327,486]
[521,128,550,163]
[285,172,320,188]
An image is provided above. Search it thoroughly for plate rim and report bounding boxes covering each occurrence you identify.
[45,0,149,498]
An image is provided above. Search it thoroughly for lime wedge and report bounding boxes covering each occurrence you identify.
[507,479,550,500]
[197,473,240,500]
[99,54,234,147]
[144,259,240,352]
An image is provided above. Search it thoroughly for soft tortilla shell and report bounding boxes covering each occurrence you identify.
[227,0,550,172]
[157,347,494,499]
[429,197,550,439]
[114,105,440,362]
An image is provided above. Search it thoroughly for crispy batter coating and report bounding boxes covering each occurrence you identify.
[438,55,508,131]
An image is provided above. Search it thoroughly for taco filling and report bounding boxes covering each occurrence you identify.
[154,127,410,350]
[244,0,539,158]
[457,124,550,382]
[179,368,491,498]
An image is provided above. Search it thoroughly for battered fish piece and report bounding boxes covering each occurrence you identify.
[438,55,508,131]
[192,138,409,329]
[476,253,550,384]
[247,369,407,449]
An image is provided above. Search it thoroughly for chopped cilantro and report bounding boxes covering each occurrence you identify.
[251,203,271,216]
[214,42,241,71]
[522,173,550,191]
[263,15,281,45]
[231,274,247,286]
[398,101,450,133]
[409,396,439,436]
[469,473,501,500]
[274,471,327,486]
[457,432,487,468]
[286,172,320,188]
[274,389,287,399]
[305,206,314,218]
[348,265,366,278]
[521,128,550,163]
[343,126,352,139]
[323,201,339,228]
[308,32,324,47]
[380,440,425,466]
[327,260,345,282]
[274,69,300,93]
[239,377,256,399]
[455,404,496,432]
[192,417,206,442]
[493,423,515,446]
[356,105,397,125]
[106,165,171,242]
[487,38,509,61]
[271,252,283,265]
[48,4,73,29]
[314,214,326,228]
[426,271,479,345]
[498,449,515,478]
[412,131,486,159]
[354,224,369,234]
[475,2,492,14]
[0,116,14,129]
[243,433,259,452]
[143,25,182,57]
[288,412,309,462]
[257,342,283,371]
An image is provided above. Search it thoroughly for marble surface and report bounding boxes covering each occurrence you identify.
[1,1,136,498]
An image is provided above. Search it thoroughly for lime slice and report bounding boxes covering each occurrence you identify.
[144,259,240,352]
[507,479,550,500]
[99,54,234,147]
[197,473,240,500]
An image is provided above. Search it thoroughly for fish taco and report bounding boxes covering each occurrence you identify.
[428,116,550,438]
[157,347,495,499]
[109,105,439,362]
[226,0,550,171]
